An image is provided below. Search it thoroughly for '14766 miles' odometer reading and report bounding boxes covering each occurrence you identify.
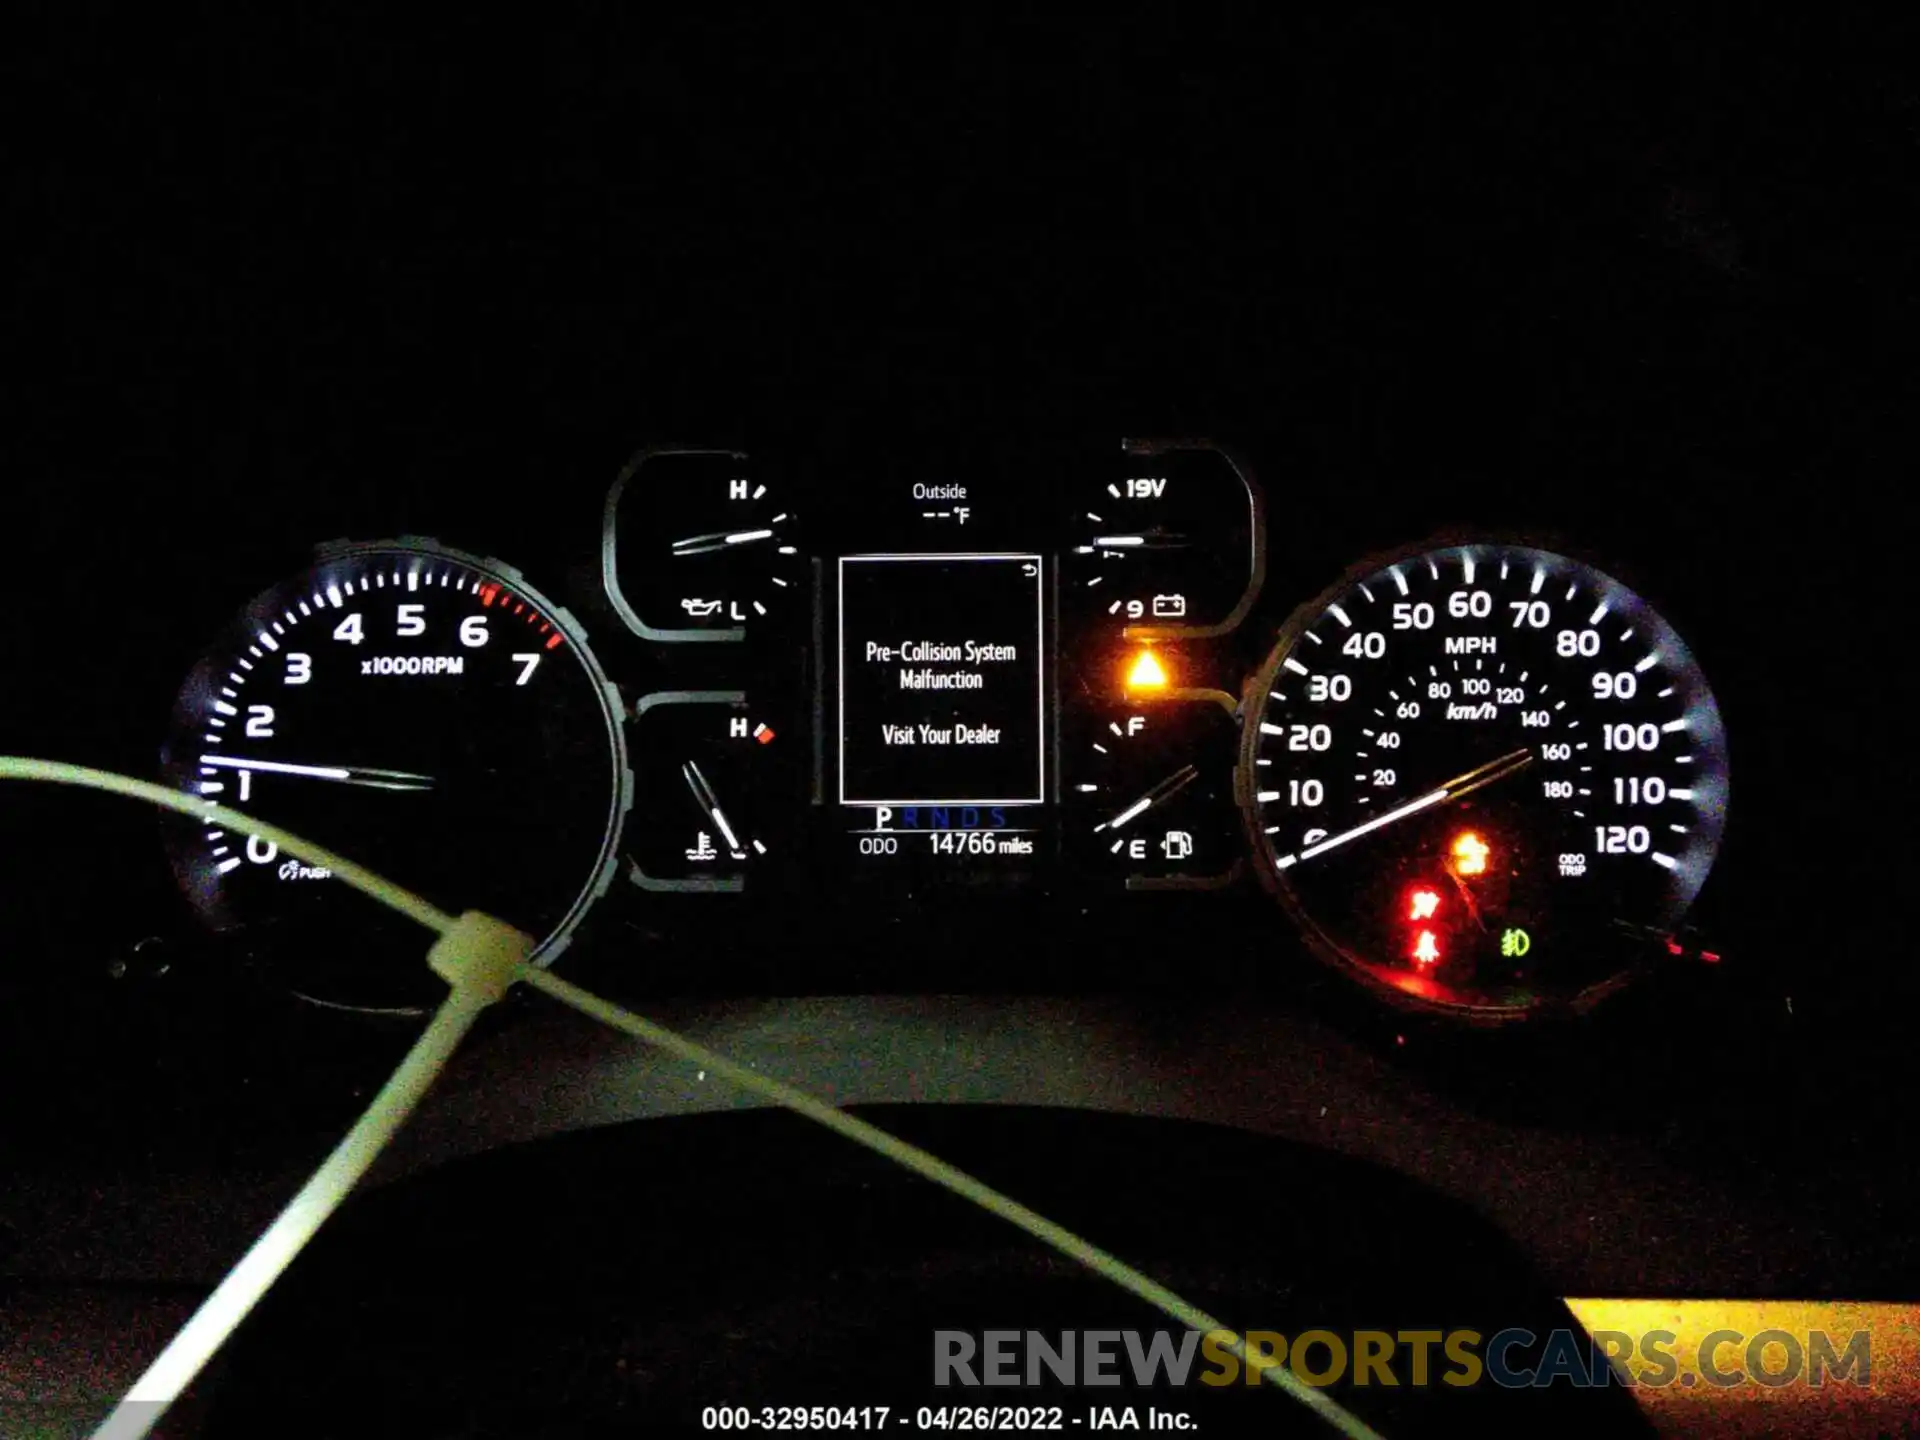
[1242,542,1728,1017]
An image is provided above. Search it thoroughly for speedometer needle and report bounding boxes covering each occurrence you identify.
[1272,747,1533,870]
[1095,763,1199,833]
[198,755,435,791]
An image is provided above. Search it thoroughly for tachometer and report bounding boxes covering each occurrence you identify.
[1241,541,1728,1017]
[160,538,631,1011]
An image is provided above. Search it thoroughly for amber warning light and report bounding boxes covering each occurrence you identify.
[1125,650,1168,691]
[1451,831,1490,877]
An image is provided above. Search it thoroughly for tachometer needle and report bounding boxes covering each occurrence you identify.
[670,527,777,557]
[1273,747,1533,870]
[1095,763,1200,833]
[198,755,435,791]
[681,759,743,853]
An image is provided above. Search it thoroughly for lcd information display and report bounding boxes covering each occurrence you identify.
[838,554,1045,806]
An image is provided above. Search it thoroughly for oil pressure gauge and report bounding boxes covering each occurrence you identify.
[603,446,803,642]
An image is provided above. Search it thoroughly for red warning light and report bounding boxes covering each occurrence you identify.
[1412,930,1441,965]
[1408,887,1442,922]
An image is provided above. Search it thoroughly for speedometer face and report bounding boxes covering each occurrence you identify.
[160,539,630,1011]
[1243,542,1728,1016]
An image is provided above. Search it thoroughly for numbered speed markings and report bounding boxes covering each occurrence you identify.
[1241,543,1729,1017]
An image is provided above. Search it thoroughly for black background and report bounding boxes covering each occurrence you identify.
[1,0,1915,1374]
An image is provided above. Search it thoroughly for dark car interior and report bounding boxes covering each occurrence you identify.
[2,13,1913,1438]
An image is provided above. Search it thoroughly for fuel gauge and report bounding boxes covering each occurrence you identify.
[1069,694,1243,888]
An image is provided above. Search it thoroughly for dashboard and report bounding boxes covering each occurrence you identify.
[4,416,1903,1434]
[136,438,1732,1024]
[3,13,1914,1434]
[1,416,1881,1216]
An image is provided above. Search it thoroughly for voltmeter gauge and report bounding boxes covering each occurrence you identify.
[1066,441,1263,639]
[1241,541,1729,1018]
[160,539,630,1012]
[603,447,803,642]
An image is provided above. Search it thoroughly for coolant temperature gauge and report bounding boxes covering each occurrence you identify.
[628,691,801,891]
[1070,698,1243,888]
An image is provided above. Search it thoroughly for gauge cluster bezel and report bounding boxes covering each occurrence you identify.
[145,457,1732,1027]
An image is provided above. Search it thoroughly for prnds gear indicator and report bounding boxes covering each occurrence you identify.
[837,554,1045,806]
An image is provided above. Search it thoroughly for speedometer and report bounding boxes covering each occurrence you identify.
[1241,541,1729,1017]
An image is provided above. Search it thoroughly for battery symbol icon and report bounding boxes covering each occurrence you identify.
[752,723,776,745]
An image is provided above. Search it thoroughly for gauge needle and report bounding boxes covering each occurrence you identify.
[1094,763,1200,833]
[198,754,435,791]
[1080,530,1191,554]
[681,759,744,852]
[1272,747,1533,870]
[670,526,777,557]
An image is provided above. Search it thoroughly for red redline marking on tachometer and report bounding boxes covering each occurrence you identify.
[478,584,499,607]
[544,632,563,650]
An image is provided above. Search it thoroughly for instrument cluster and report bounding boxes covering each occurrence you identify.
[132,436,1734,1025]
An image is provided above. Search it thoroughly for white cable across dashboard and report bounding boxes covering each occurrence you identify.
[0,759,1383,1440]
